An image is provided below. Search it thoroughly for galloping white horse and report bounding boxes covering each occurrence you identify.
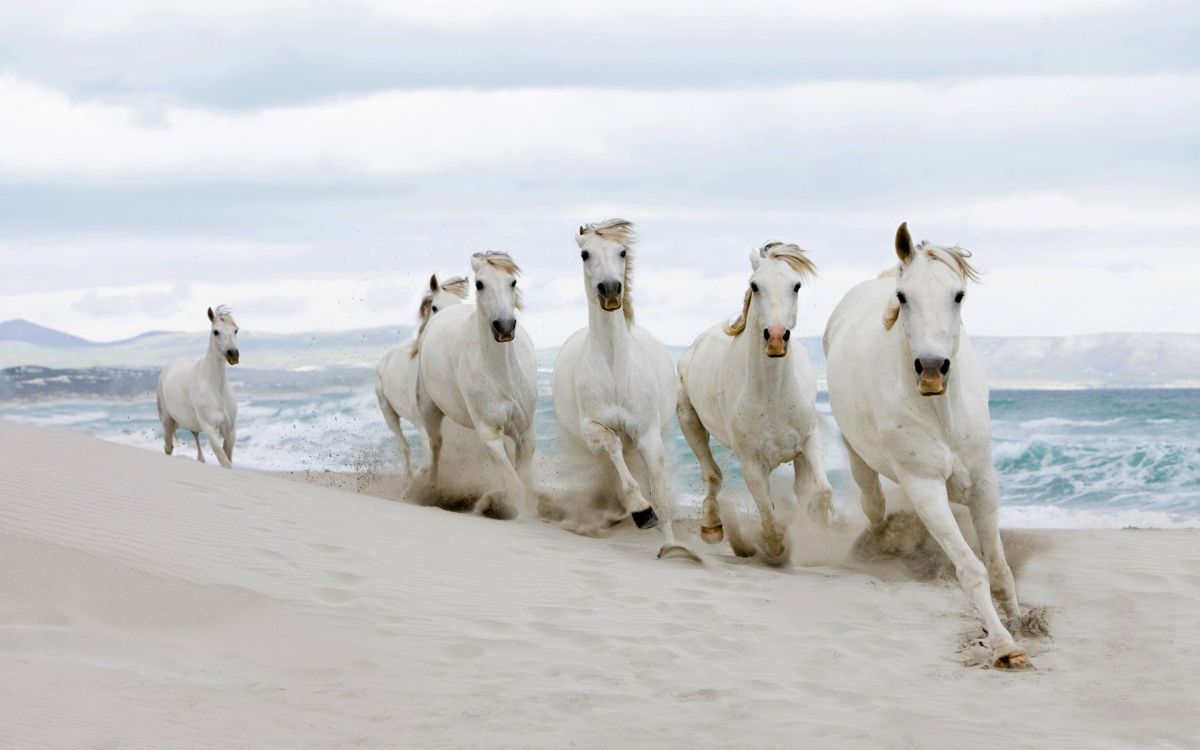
[414,252,537,518]
[824,223,1028,669]
[375,274,468,476]
[677,242,834,564]
[157,306,240,468]
[552,219,690,559]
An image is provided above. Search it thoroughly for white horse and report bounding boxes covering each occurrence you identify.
[677,242,834,564]
[414,252,537,518]
[552,219,691,559]
[824,222,1028,669]
[375,274,468,476]
[157,306,240,468]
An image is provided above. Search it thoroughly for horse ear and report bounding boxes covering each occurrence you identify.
[748,249,761,270]
[429,274,439,292]
[895,222,914,264]
[578,225,586,236]
[469,253,485,273]
[207,307,215,322]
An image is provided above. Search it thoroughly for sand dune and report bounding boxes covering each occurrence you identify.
[1,421,1197,748]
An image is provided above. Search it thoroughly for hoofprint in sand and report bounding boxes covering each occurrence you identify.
[2,421,1197,748]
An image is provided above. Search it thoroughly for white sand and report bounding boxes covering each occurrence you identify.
[2,420,1198,748]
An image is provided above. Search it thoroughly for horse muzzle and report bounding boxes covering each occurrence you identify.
[764,327,790,358]
[225,349,240,365]
[915,358,949,396]
[491,319,517,343]
[597,280,622,312]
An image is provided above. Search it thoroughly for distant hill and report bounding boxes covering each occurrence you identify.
[0,319,94,347]
[0,320,1196,388]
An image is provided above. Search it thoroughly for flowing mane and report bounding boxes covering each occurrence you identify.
[579,218,636,326]
[724,242,816,336]
[915,241,981,282]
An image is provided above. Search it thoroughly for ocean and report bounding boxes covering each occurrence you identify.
[3,368,1197,529]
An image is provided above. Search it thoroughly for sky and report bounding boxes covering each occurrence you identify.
[1,0,1198,346]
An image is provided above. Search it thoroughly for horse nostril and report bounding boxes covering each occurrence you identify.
[783,330,791,341]
[940,359,951,375]
[914,359,923,375]
[763,329,770,341]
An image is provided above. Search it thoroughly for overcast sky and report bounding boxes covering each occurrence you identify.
[2,0,1198,345]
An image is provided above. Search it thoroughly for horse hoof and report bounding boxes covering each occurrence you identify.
[700,525,724,544]
[631,507,659,529]
[993,648,1032,671]
[658,544,702,563]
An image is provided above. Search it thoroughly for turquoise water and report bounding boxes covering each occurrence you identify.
[4,376,1197,528]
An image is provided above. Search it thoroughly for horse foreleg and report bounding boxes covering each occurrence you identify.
[192,431,205,463]
[637,431,698,562]
[846,439,886,529]
[222,426,236,465]
[475,425,524,520]
[582,421,654,528]
[676,389,724,544]
[200,423,232,468]
[795,430,835,528]
[740,457,788,565]
[969,470,1021,625]
[512,427,537,515]
[900,474,1029,670]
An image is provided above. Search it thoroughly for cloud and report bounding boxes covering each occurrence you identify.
[1,73,1196,186]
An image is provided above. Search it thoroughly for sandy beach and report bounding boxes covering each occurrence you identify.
[2,420,1197,749]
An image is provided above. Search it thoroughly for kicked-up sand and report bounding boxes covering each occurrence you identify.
[1,420,1197,748]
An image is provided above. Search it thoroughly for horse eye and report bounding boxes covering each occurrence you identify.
[954,291,965,303]
[212,330,218,336]
[750,282,758,293]
[511,280,517,288]
[580,251,590,261]
[431,306,438,313]
[620,250,627,258]
[476,281,484,291]
[896,291,907,305]
[793,283,801,293]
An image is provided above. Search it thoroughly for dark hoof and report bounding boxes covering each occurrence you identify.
[631,507,659,529]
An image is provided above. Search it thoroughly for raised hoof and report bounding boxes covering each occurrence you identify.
[993,648,1032,671]
[631,507,659,530]
[700,524,724,544]
[658,544,702,563]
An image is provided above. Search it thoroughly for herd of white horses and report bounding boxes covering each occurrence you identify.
[156,220,1031,669]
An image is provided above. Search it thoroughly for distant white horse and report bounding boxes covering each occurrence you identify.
[824,222,1028,669]
[552,219,691,559]
[677,242,834,564]
[158,306,240,468]
[414,252,537,518]
[375,274,468,476]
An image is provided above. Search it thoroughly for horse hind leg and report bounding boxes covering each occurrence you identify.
[162,416,176,455]
[676,389,724,544]
[377,392,413,477]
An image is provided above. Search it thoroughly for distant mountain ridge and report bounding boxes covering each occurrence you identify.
[0,320,1197,388]
[0,319,174,348]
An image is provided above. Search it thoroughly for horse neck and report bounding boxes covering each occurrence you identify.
[585,299,633,364]
[203,340,228,384]
[738,310,794,395]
